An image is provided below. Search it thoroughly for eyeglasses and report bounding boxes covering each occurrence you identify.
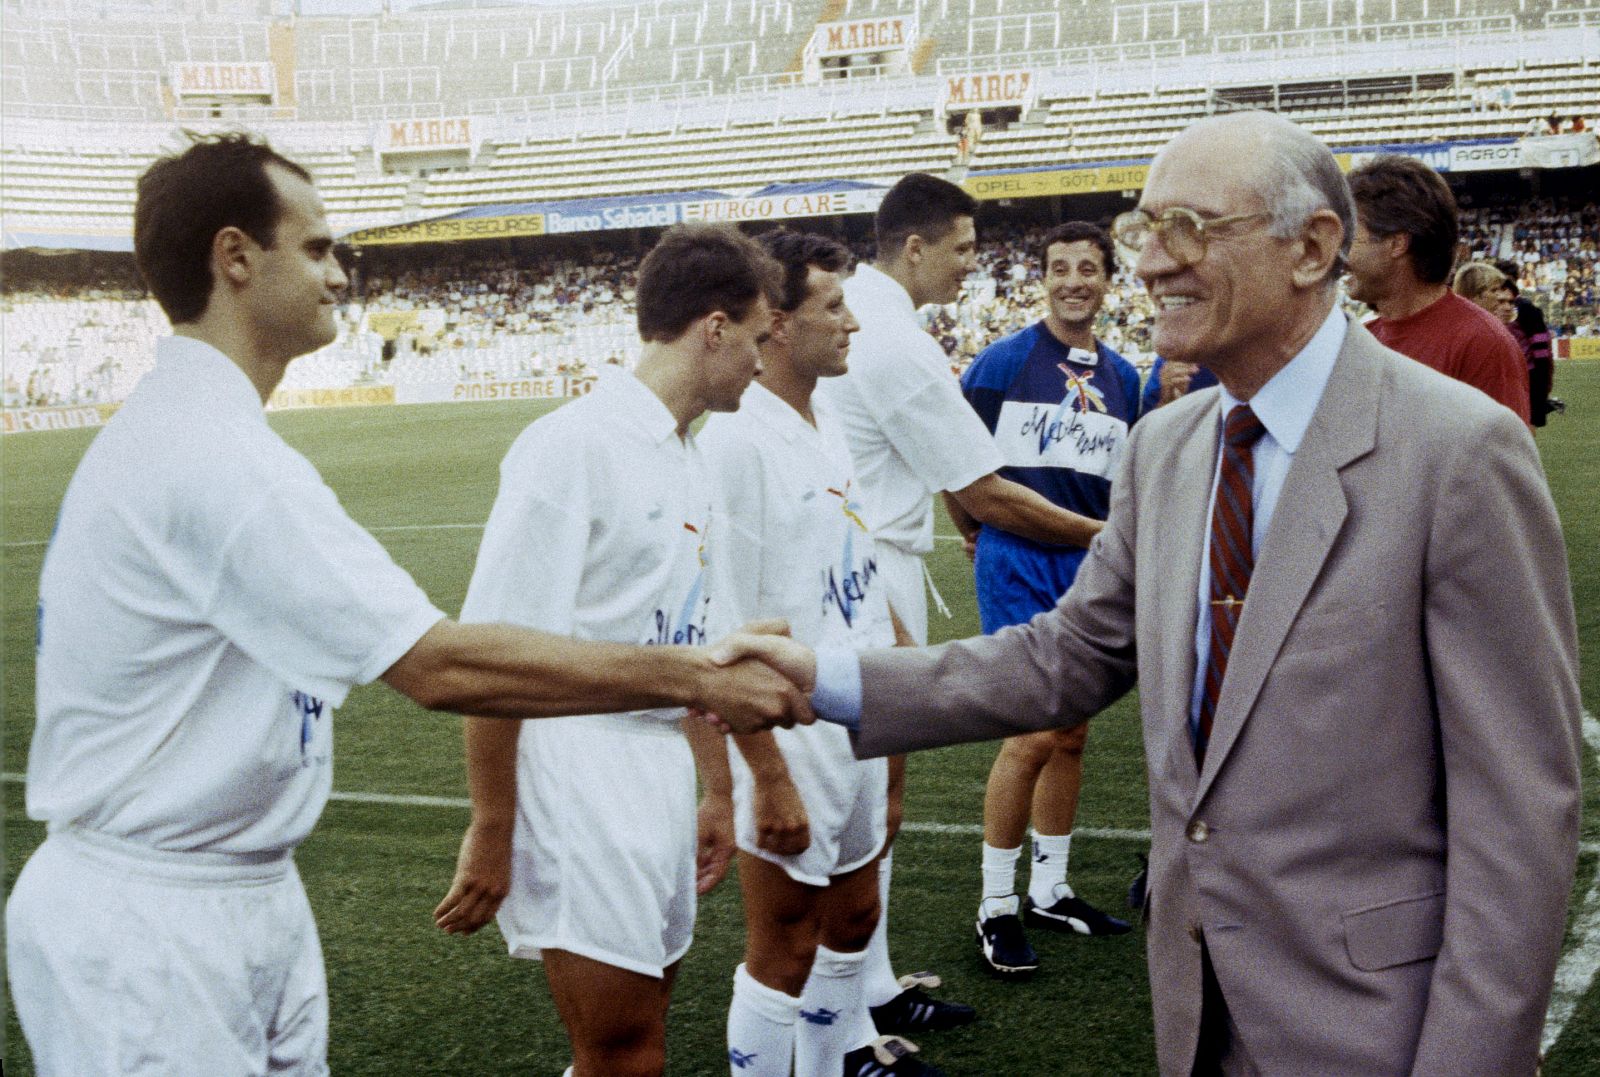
[1111,207,1272,268]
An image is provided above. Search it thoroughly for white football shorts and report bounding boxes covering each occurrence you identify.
[731,722,888,887]
[6,827,328,1077]
[498,714,697,978]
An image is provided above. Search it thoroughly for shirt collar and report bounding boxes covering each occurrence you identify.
[1217,305,1346,455]
[851,262,917,320]
[741,380,813,444]
[155,335,269,419]
[602,368,684,447]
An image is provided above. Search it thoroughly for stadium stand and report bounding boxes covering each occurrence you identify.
[5,186,1595,408]
[2,0,1596,408]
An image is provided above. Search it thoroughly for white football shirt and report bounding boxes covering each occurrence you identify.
[813,262,1003,555]
[460,369,720,723]
[700,382,895,652]
[27,336,444,854]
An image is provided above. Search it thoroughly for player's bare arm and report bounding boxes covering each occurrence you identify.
[382,618,812,732]
[950,473,1103,549]
[434,715,520,935]
[683,716,738,893]
[732,732,812,856]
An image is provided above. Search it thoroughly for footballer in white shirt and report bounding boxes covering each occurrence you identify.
[811,174,1101,1034]
[7,138,807,1077]
[434,224,785,1077]
[701,231,941,1077]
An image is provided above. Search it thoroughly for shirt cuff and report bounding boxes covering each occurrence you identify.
[811,646,863,731]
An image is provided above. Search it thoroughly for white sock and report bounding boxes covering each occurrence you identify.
[1028,831,1073,907]
[728,963,802,1077]
[980,842,1023,919]
[862,850,903,1008]
[796,946,876,1077]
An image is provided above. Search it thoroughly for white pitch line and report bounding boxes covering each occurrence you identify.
[0,772,1141,840]
[1541,708,1600,1057]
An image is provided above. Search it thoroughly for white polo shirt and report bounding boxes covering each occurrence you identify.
[460,369,718,722]
[700,382,895,652]
[813,262,1002,555]
[27,336,444,855]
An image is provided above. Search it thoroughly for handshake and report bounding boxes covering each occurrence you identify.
[692,620,822,734]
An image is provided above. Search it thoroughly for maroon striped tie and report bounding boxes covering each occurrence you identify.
[1196,404,1267,766]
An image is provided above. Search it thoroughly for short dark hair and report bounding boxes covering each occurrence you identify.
[1347,156,1458,285]
[1494,258,1522,296]
[635,224,782,343]
[875,173,978,258]
[1039,221,1116,277]
[757,229,851,312]
[134,133,311,324]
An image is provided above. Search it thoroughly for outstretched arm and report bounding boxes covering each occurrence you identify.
[383,619,813,733]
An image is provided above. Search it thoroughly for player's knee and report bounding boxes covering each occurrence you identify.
[1049,724,1089,757]
[1001,730,1059,774]
[820,894,880,953]
[577,1022,665,1077]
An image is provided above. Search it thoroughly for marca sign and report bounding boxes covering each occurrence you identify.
[170,62,275,97]
[943,71,1035,112]
[379,117,474,154]
[812,17,911,57]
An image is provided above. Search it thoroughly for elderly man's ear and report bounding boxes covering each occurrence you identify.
[1292,209,1347,290]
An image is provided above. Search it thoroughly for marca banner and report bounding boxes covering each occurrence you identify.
[267,385,395,411]
[378,117,474,155]
[942,71,1035,115]
[963,162,1150,201]
[681,188,885,224]
[1,404,116,435]
[347,213,546,245]
[170,62,275,97]
[394,377,578,405]
[811,17,912,57]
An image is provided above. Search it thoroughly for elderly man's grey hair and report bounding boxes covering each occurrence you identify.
[1242,111,1355,282]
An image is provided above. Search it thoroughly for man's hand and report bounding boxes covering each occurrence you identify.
[753,774,811,856]
[433,820,513,936]
[1159,359,1199,405]
[696,793,736,894]
[696,655,814,734]
[710,633,819,695]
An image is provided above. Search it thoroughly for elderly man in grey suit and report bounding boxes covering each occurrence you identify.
[714,111,1582,1075]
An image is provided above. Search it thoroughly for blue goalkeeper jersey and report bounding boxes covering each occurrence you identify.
[960,321,1142,631]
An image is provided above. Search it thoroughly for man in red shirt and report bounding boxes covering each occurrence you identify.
[1345,156,1529,423]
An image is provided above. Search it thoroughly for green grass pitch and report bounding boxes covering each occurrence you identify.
[5,363,1599,1074]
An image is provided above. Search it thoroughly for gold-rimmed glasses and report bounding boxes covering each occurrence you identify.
[1111,207,1272,268]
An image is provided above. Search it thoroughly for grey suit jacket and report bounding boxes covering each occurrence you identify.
[854,317,1581,1075]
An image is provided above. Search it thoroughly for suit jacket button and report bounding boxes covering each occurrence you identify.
[1186,820,1210,843]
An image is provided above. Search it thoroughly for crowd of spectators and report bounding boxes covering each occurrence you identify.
[1459,197,1598,332]
[4,197,1596,410]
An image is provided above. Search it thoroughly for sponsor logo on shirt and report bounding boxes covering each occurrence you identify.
[648,514,712,646]
[292,690,330,769]
[821,481,878,629]
[997,367,1127,478]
